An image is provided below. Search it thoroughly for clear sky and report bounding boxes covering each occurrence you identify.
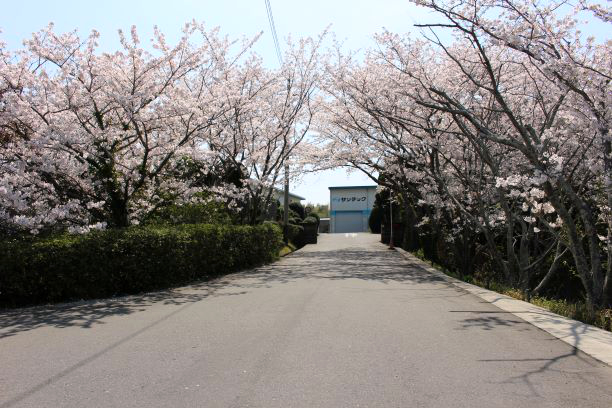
[1,1,608,204]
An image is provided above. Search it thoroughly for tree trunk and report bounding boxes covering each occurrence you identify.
[543,182,597,313]
[533,240,566,296]
[400,190,419,251]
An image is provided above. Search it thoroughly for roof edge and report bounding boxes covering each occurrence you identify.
[272,187,305,201]
[328,185,378,190]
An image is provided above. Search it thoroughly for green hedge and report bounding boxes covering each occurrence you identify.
[0,223,283,308]
[286,223,304,243]
[302,216,319,225]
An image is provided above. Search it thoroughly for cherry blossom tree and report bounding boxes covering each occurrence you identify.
[0,21,325,232]
[203,35,325,224]
[320,0,610,309]
[410,0,611,309]
[0,22,261,232]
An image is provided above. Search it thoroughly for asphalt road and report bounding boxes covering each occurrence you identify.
[1,233,612,407]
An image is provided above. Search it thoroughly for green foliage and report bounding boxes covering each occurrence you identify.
[145,199,233,226]
[502,286,612,332]
[302,216,319,225]
[276,207,317,248]
[306,203,329,218]
[295,219,318,247]
[285,223,304,243]
[412,247,612,332]
[277,207,302,224]
[289,202,306,220]
[308,212,321,223]
[530,297,612,332]
[279,242,297,257]
[0,223,283,307]
[368,206,382,233]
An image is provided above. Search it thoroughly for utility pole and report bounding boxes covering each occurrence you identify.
[283,163,289,243]
[389,193,394,249]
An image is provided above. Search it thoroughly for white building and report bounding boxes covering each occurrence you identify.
[329,186,377,233]
[271,188,305,204]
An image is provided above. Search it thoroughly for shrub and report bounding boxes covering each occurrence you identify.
[285,223,304,243]
[289,202,306,220]
[295,216,318,247]
[368,206,382,233]
[288,216,302,225]
[277,207,302,224]
[302,216,319,225]
[145,200,233,226]
[308,212,321,223]
[0,223,283,307]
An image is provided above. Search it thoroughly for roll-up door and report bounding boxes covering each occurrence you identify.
[335,211,364,233]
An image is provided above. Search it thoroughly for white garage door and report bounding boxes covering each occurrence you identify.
[335,211,364,233]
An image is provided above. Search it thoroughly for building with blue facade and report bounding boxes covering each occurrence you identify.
[329,186,377,233]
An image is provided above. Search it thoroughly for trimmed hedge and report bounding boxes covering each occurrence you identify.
[302,216,318,225]
[285,223,304,243]
[0,223,283,308]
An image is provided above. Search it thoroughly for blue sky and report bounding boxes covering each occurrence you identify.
[0,1,431,57]
[1,1,609,204]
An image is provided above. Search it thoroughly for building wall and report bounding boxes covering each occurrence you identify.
[318,218,330,233]
[271,191,304,205]
[264,190,304,221]
[329,187,377,233]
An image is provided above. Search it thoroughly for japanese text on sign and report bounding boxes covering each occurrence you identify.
[332,196,367,202]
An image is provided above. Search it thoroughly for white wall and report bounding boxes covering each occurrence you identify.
[271,190,303,204]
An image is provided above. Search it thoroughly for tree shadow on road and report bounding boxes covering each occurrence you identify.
[3,242,611,408]
[0,286,250,340]
[0,246,451,339]
[0,243,460,408]
[449,308,612,399]
[476,345,612,399]
[245,248,452,286]
[449,310,533,333]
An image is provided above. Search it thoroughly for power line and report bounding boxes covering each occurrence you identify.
[264,0,282,64]
[265,0,282,64]
[264,0,283,65]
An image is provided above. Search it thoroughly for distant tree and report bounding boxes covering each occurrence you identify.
[306,203,329,218]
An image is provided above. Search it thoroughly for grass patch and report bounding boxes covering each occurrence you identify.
[530,297,612,332]
[409,249,612,332]
[279,242,297,257]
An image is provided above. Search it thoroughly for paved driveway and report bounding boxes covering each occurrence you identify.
[1,233,612,407]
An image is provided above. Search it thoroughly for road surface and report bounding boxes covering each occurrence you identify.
[1,233,611,407]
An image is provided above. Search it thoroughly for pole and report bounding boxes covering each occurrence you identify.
[283,163,289,244]
[389,193,394,249]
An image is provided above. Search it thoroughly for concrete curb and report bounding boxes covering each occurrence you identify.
[394,247,612,367]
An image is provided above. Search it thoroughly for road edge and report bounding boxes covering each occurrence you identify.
[394,247,612,367]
